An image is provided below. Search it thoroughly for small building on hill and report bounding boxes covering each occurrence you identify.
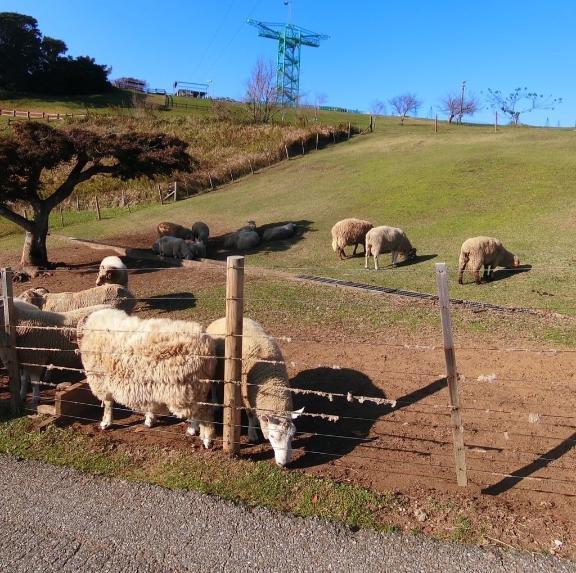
[112,77,147,92]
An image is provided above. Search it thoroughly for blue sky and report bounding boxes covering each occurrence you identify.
[2,0,574,126]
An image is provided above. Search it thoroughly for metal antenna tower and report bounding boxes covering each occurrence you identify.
[247,17,328,107]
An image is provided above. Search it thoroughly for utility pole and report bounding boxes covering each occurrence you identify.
[459,80,466,124]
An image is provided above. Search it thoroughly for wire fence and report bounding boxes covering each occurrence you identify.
[1,259,575,499]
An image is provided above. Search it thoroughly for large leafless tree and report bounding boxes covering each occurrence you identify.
[440,92,480,123]
[389,93,422,124]
[486,88,561,125]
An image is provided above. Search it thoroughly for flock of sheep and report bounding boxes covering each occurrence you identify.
[331,218,520,283]
[0,214,521,470]
[151,219,298,260]
[4,255,302,467]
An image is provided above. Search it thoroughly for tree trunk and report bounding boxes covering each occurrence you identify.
[20,207,50,268]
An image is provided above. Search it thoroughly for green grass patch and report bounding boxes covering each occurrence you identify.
[0,416,399,532]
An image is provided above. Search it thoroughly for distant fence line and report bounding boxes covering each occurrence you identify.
[0,109,87,122]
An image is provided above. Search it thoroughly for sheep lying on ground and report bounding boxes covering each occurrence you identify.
[331,218,373,260]
[96,256,128,287]
[365,226,417,270]
[191,221,209,243]
[262,223,297,242]
[0,300,110,404]
[223,229,261,250]
[152,236,193,260]
[78,309,217,447]
[206,317,303,467]
[18,285,136,314]
[458,236,520,285]
[157,221,193,240]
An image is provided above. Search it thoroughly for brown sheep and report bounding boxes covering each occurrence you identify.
[331,218,373,260]
[157,221,193,240]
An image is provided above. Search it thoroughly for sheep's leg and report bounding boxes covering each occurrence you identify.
[352,243,358,256]
[144,412,156,428]
[100,399,114,429]
[30,374,41,406]
[487,265,494,281]
[338,247,346,260]
[364,249,369,269]
[482,265,490,281]
[391,251,398,268]
[473,267,482,285]
[186,419,200,436]
[247,411,260,443]
[19,371,30,401]
[374,253,379,271]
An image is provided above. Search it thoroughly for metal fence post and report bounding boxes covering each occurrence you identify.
[223,256,244,454]
[1,268,22,414]
[435,262,468,486]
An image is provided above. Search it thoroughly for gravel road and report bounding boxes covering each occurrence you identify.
[0,455,573,572]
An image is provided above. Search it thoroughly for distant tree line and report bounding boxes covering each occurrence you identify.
[0,12,111,94]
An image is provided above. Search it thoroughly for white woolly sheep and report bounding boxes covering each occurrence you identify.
[18,284,136,314]
[365,226,417,270]
[458,236,520,285]
[262,223,297,242]
[152,236,194,260]
[0,300,111,404]
[78,309,217,447]
[95,256,128,287]
[191,221,210,243]
[331,218,373,260]
[157,221,194,240]
[206,317,303,467]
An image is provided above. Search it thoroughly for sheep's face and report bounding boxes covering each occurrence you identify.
[262,407,304,467]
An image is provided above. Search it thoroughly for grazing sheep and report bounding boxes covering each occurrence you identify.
[365,226,417,270]
[78,309,217,447]
[331,218,373,260]
[262,223,297,242]
[0,301,111,404]
[191,221,210,243]
[152,236,194,260]
[206,317,304,467]
[458,236,520,285]
[18,285,136,314]
[96,256,128,287]
[157,221,193,240]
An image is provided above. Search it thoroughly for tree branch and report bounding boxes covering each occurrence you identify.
[0,204,34,232]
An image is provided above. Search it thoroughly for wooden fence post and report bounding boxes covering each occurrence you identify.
[347,122,351,139]
[494,111,498,133]
[315,132,319,150]
[435,262,467,486]
[435,114,438,133]
[173,181,178,202]
[1,268,22,414]
[158,184,164,205]
[223,256,244,455]
[208,174,214,190]
[95,196,101,220]
[285,144,290,160]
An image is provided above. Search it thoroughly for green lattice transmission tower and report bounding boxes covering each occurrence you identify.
[247,19,328,107]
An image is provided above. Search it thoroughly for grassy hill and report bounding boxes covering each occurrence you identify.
[1,98,575,315]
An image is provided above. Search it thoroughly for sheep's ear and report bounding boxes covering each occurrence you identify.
[291,407,305,420]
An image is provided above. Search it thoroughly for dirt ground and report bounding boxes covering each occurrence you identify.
[1,232,575,558]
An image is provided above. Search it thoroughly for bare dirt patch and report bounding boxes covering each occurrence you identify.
[3,232,575,558]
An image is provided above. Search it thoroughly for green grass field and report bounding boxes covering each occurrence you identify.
[1,107,575,315]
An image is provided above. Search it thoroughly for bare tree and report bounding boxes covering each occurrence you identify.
[486,87,561,126]
[370,99,387,116]
[388,93,422,124]
[245,58,280,123]
[440,92,480,123]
